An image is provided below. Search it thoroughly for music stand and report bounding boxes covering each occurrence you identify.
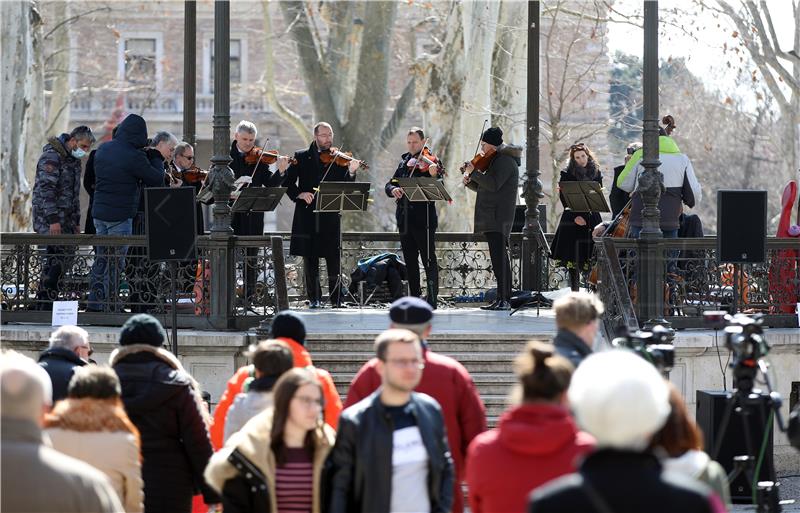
[395,177,451,306]
[559,181,610,213]
[231,187,286,213]
[313,182,371,307]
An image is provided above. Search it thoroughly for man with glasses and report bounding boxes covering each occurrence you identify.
[169,142,205,234]
[37,325,91,401]
[328,328,454,513]
[344,297,486,513]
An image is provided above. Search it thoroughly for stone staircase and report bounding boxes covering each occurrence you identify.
[306,333,552,425]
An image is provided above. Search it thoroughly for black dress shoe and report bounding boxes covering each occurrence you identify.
[490,300,511,311]
[480,300,500,310]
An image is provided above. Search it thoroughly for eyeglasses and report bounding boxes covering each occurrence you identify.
[385,358,425,370]
[570,143,587,151]
[294,395,323,408]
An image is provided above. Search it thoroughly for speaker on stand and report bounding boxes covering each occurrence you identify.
[145,187,198,354]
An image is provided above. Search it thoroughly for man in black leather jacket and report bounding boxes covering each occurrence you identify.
[327,329,454,513]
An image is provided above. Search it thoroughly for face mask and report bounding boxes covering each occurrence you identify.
[71,148,87,159]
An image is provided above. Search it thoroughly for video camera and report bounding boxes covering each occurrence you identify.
[611,324,675,374]
[703,311,770,367]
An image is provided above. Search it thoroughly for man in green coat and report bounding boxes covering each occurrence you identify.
[463,127,521,310]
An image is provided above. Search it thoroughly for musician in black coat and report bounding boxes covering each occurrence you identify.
[283,122,361,308]
[385,127,443,309]
[549,143,603,291]
[229,121,288,303]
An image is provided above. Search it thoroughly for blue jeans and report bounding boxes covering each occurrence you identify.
[88,218,132,311]
[628,226,680,277]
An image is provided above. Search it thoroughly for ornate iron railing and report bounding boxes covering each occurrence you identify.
[593,237,799,333]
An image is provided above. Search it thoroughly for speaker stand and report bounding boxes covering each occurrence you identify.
[170,261,178,355]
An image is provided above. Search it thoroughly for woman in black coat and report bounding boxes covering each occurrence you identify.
[109,314,218,513]
[549,143,603,291]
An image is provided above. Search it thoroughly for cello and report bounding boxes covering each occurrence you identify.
[588,200,632,287]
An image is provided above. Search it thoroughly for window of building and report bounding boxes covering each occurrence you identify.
[209,39,241,92]
[124,38,157,85]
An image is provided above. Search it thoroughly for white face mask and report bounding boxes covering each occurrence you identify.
[71,148,87,159]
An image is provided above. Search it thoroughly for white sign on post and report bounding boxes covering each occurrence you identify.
[51,301,78,327]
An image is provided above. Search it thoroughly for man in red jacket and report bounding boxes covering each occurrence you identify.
[344,297,486,513]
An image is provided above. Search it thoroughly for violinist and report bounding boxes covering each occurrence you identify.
[462,127,521,310]
[284,121,362,308]
[169,141,206,234]
[230,120,290,301]
[385,127,442,309]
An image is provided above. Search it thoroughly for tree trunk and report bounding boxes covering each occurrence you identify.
[44,0,70,136]
[1,1,44,232]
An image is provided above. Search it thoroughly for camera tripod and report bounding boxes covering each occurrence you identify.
[711,359,786,512]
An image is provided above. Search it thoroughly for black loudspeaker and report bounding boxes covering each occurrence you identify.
[512,204,547,233]
[145,187,197,261]
[695,390,774,503]
[717,190,767,264]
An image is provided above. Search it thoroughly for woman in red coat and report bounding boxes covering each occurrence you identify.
[466,341,595,513]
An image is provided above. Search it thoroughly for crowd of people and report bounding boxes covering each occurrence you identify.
[2,293,740,513]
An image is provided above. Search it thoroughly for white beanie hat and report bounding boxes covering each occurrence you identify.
[568,349,670,450]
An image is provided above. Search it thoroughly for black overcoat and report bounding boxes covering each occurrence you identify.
[283,142,355,257]
[384,152,441,233]
[549,166,603,269]
[230,141,284,236]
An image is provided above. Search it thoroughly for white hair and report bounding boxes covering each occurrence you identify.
[48,325,89,351]
[568,349,670,450]
[151,131,177,147]
[236,120,257,136]
[1,350,53,421]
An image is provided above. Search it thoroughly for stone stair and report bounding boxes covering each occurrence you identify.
[306,333,552,426]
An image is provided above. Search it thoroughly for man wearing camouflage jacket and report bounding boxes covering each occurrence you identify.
[31,126,95,307]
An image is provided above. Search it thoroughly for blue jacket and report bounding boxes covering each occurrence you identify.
[92,114,165,222]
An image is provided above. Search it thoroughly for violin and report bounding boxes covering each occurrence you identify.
[244,147,298,167]
[460,146,497,174]
[407,146,442,174]
[319,147,369,170]
[176,165,208,185]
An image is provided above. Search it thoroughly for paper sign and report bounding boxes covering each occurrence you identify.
[51,301,78,327]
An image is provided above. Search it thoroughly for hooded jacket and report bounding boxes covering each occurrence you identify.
[466,403,595,513]
[32,134,83,234]
[465,143,522,237]
[110,344,217,512]
[92,114,165,222]
[616,136,702,231]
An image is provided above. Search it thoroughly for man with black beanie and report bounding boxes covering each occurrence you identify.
[462,127,522,310]
[109,314,218,513]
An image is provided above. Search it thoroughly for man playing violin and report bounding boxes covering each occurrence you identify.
[283,121,361,308]
[385,127,443,309]
[230,120,290,302]
[169,141,205,234]
[462,126,521,311]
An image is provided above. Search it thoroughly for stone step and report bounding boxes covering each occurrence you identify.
[306,339,540,353]
[329,372,517,396]
[313,352,518,374]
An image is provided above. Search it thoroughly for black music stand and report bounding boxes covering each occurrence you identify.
[395,177,451,305]
[231,187,286,213]
[559,181,611,213]
[314,182,371,306]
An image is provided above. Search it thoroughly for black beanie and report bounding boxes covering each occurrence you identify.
[481,127,503,146]
[119,314,167,347]
[270,311,307,346]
